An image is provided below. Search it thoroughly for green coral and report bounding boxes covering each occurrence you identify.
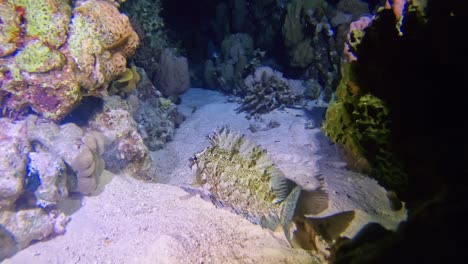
[15,40,65,73]
[68,14,102,59]
[159,97,172,110]
[16,0,71,48]
[322,63,406,192]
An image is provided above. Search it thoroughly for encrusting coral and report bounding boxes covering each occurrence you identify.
[0,0,139,121]
[109,65,141,96]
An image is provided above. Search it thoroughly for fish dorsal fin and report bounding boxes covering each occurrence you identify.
[280,185,302,245]
[270,169,297,203]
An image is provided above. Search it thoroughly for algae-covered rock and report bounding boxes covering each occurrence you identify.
[323,50,406,193]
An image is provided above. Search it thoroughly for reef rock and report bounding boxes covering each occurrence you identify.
[0,0,139,121]
[88,95,156,181]
[0,115,108,260]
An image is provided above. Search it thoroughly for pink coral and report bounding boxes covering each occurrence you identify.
[343,16,373,62]
[385,0,407,20]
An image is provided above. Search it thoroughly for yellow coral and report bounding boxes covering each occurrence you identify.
[0,1,21,57]
[15,40,65,73]
[68,0,139,91]
[73,0,136,50]
[109,65,140,96]
[16,0,72,48]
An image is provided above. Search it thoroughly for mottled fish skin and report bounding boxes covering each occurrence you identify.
[191,127,330,248]
[192,127,292,229]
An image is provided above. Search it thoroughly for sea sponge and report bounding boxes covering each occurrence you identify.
[344,16,373,62]
[155,49,190,97]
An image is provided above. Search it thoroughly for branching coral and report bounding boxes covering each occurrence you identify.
[236,67,302,116]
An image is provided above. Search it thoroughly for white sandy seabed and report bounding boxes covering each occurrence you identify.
[3,88,407,264]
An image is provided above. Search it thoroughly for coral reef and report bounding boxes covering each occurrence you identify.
[109,65,141,96]
[323,1,434,195]
[282,0,337,67]
[0,0,139,121]
[322,62,406,193]
[68,0,139,92]
[87,95,156,181]
[203,33,261,93]
[0,115,107,258]
[0,0,21,57]
[120,0,169,84]
[281,0,344,100]
[155,48,191,98]
[235,66,305,116]
[120,67,183,152]
[329,0,467,261]
[134,97,179,151]
[0,209,69,258]
[336,0,370,19]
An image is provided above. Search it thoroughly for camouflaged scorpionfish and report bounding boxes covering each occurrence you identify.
[190,127,303,240]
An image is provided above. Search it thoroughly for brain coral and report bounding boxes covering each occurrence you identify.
[0,0,139,121]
